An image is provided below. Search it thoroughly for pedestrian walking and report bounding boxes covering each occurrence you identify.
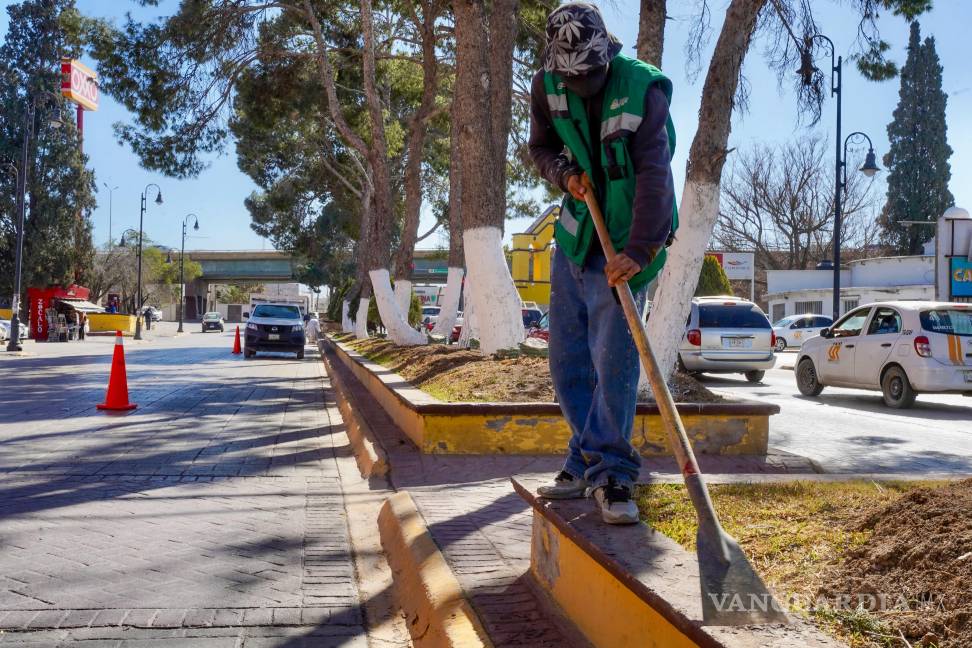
[528,2,677,524]
[305,315,320,344]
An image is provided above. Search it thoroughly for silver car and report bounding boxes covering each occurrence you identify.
[678,296,776,383]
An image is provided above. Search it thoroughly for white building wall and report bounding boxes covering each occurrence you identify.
[765,256,936,321]
[849,256,934,288]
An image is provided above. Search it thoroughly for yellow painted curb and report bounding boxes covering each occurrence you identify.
[325,336,773,457]
[378,492,494,648]
[320,343,388,479]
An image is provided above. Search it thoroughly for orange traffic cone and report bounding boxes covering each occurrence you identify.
[97,331,137,411]
[232,325,242,354]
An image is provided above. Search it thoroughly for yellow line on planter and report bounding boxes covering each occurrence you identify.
[378,492,494,648]
[325,336,774,457]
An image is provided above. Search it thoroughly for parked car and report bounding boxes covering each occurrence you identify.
[421,305,441,332]
[772,314,833,351]
[0,318,28,342]
[143,306,162,322]
[527,312,549,341]
[201,311,225,333]
[678,296,776,383]
[450,313,464,343]
[795,301,972,408]
[244,303,306,359]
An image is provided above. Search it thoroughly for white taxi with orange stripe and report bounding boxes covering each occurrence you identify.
[794,301,972,408]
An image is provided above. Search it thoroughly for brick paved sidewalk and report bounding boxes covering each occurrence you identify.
[0,337,391,647]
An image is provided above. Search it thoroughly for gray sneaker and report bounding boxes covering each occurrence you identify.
[537,470,589,499]
[592,479,639,525]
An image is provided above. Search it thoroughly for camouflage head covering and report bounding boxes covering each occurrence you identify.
[542,2,623,76]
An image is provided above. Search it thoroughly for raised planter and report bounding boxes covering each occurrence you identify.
[87,313,137,335]
[512,478,843,648]
[324,336,777,457]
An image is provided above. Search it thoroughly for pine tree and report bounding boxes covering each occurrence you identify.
[0,0,95,301]
[879,21,953,255]
[695,255,733,297]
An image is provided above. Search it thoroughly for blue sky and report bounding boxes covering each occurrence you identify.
[2,0,970,252]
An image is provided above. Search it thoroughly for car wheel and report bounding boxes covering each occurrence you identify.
[244,347,255,358]
[775,337,787,352]
[744,370,765,383]
[881,365,916,409]
[796,358,824,396]
[296,349,305,360]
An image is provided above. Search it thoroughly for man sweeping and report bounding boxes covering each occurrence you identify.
[529,2,677,524]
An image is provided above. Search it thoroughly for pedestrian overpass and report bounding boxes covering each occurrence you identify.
[186,250,298,282]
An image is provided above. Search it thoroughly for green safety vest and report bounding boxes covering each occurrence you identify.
[543,53,677,291]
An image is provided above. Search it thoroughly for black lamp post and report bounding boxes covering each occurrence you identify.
[177,213,199,333]
[801,36,880,319]
[134,184,163,340]
[6,95,64,351]
[103,182,119,247]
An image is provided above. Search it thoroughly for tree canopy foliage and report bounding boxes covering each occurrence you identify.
[0,0,95,300]
[878,20,953,255]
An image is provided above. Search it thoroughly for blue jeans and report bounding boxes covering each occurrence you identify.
[548,247,646,490]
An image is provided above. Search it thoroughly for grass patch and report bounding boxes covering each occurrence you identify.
[636,480,948,647]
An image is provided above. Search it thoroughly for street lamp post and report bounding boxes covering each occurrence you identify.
[801,36,880,318]
[103,182,119,247]
[134,184,164,341]
[6,95,63,352]
[177,214,199,333]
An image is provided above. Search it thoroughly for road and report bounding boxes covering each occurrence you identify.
[701,353,972,474]
[0,325,402,647]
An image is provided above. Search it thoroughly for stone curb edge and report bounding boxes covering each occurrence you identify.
[319,341,389,479]
[378,491,494,648]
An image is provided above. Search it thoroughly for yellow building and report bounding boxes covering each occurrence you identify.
[511,206,558,308]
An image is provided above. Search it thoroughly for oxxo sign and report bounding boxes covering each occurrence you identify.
[60,58,99,111]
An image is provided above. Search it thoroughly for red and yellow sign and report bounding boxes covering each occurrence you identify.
[60,58,99,111]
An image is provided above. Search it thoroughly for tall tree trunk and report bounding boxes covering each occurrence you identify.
[393,3,441,319]
[359,0,425,345]
[432,104,465,337]
[648,0,766,381]
[637,0,666,67]
[454,0,523,354]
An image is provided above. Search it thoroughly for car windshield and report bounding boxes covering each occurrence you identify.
[699,304,770,329]
[203,312,221,320]
[773,316,795,327]
[251,304,301,319]
[422,307,440,315]
[522,309,542,327]
[920,308,972,336]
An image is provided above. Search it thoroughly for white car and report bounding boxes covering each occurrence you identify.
[795,301,972,408]
[0,319,28,342]
[772,314,833,351]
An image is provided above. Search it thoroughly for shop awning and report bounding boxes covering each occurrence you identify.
[56,298,105,313]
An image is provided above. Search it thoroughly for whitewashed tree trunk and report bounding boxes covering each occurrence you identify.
[370,269,425,346]
[354,298,370,340]
[341,299,353,333]
[393,279,412,315]
[432,266,464,336]
[457,280,476,348]
[648,181,721,382]
[462,226,523,354]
